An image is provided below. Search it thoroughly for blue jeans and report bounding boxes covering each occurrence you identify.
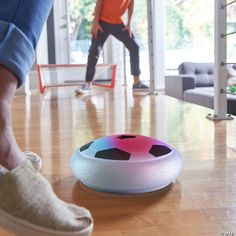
[0,0,53,87]
[85,21,141,82]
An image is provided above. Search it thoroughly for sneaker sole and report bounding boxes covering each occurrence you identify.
[133,89,149,92]
[75,89,92,95]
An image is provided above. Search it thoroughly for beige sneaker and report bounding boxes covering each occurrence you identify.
[0,160,93,236]
[75,84,93,94]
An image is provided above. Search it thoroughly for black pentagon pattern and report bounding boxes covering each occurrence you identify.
[80,141,94,152]
[149,145,171,157]
[95,148,131,160]
[117,135,136,139]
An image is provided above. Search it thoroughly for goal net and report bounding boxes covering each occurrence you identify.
[36,64,117,93]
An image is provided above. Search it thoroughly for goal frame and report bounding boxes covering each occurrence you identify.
[36,64,117,93]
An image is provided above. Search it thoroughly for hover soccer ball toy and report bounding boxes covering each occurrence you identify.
[71,134,182,194]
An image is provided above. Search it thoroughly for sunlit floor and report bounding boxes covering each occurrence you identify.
[1,83,236,236]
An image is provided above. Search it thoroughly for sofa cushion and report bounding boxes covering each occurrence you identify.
[178,62,214,87]
[184,87,214,109]
[184,86,236,115]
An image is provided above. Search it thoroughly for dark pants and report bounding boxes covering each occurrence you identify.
[85,21,141,82]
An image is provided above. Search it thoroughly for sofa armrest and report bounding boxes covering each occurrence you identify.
[165,75,196,100]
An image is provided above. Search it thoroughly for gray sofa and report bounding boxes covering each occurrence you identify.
[165,62,236,115]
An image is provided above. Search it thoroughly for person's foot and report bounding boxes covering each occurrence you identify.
[0,129,42,172]
[132,82,149,92]
[0,160,93,236]
[75,84,93,94]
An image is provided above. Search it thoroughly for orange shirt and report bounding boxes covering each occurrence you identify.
[100,0,131,24]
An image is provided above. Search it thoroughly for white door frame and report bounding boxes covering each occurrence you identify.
[147,0,165,93]
[53,0,70,64]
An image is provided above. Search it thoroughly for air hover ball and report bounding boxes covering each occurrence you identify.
[71,134,182,194]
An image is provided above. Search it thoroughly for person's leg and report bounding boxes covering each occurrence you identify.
[0,0,53,169]
[85,29,109,84]
[0,2,93,235]
[0,66,23,169]
[75,22,109,94]
[111,24,142,85]
[0,0,53,87]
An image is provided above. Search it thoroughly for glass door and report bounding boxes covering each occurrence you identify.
[68,0,104,64]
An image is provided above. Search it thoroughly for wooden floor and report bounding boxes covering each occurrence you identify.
[1,84,236,236]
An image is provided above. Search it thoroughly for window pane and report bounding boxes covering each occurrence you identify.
[68,0,103,64]
[165,0,214,74]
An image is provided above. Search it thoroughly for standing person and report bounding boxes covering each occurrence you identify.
[75,0,149,94]
[0,1,93,235]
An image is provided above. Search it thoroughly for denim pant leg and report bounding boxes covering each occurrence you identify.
[112,24,141,76]
[0,0,53,87]
[85,24,109,82]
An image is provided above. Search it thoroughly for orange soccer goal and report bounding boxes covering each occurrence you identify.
[36,64,117,93]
